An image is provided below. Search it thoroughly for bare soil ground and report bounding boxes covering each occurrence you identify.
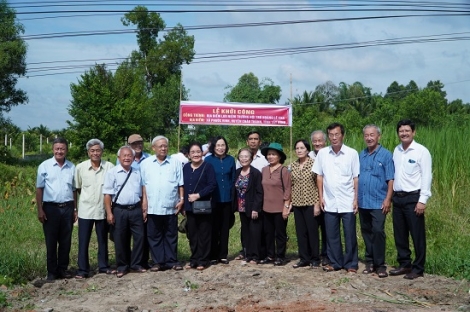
[3,260,470,312]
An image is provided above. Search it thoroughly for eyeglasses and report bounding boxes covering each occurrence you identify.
[189,151,202,155]
[328,133,342,138]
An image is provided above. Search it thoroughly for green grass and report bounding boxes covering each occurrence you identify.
[1,124,470,285]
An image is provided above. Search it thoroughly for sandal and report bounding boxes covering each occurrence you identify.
[75,274,86,280]
[323,265,336,272]
[362,264,375,274]
[234,254,245,260]
[196,265,206,271]
[377,268,389,278]
[116,271,126,278]
[150,265,161,272]
[131,267,147,273]
[172,265,183,271]
[347,268,357,273]
[99,268,117,275]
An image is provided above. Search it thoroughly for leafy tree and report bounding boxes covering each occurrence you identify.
[223,72,286,144]
[313,81,339,114]
[0,0,27,111]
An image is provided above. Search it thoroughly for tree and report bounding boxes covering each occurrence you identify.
[223,73,286,144]
[0,0,27,111]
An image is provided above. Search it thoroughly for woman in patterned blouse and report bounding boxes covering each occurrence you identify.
[290,139,321,268]
[232,148,264,264]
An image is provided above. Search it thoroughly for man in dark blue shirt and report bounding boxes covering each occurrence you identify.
[358,125,394,278]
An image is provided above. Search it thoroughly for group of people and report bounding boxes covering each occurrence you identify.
[35,118,431,281]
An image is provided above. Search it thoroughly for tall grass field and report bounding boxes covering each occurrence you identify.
[0,124,469,285]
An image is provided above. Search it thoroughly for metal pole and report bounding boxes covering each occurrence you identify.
[40,134,43,153]
[289,73,293,163]
[177,72,182,151]
[22,134,25,159]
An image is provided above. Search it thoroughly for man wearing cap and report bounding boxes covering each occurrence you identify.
[36,137,77,281]
[308,129,329,266]
[104,146,146,278]
[141,135,184,271]
[74,139,115,279]
[312,123,359,273]
[389,119,432,280]
[126,134,151,170]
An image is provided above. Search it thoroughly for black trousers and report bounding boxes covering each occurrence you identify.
[239,212,263,261]
[318,212,328,259]
[141,223,151,268]
[77,218,109,276]
[392,193,426,274]
[210,202,231,260]
[359,208,386,269]
[42,203,74,276]
[293,206,320,263]
[264,212,288,259]
[147,214,179,267]
[324,212,358,270]
[187,212,212,267]
[113,206,144,272]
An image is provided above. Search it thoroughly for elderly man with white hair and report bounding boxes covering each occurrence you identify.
[74,139,115,279]
[141,135,184,271]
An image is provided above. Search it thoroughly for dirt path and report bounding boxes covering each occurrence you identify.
[4,261,470,312]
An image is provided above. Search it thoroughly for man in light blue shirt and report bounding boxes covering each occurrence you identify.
[103,146,146,278]
[358,125,394,278]
[141,135,184,271]
[36,137,77,281]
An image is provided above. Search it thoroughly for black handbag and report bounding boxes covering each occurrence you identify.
[192,163,212,214]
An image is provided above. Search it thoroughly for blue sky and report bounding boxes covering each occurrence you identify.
[6,0,470,130]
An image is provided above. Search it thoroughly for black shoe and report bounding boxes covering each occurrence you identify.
[259,257,274,264]
[321,258,330,266]
[293,261,309,269]
[274,258,286,266]
[219,259,229,264]
[404,272,423,280]
[210,260,218,265]
[310,261,321,267]
[46,274,56,281]
[389,267,412,276]
[57,270,72,279]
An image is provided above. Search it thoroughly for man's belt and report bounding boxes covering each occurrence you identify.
[43,201,74,208]
[394,190,420,197]
[114,203,141,210]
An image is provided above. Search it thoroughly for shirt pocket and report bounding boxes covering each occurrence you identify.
[340,163,351,176]
[372,162,384,177]
[404,160,418,175]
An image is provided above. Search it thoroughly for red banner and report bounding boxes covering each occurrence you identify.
[179,101,292,127]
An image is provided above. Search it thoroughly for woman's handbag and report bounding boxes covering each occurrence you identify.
[192,163,212,214]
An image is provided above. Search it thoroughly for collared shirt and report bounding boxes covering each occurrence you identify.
[312,144,359,213]
[236,149,269,172]
[290,158,319,206]
[308,150,318,160]
[36,157,75,203]
[102,164,142,205]
[75,159,114,219]
[204,154,236,203]
[116,151,151,170]
[358,145,394,209]
[140,155,184,215]
[171,152,189,166]
[393,140,432,204]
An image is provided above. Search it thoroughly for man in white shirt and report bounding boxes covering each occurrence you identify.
[308,129,329,266]
[236,131,269,171]
[312,123,359,273]
[389,119,432,280]
[308,130,327,160]
[171,146,189,166]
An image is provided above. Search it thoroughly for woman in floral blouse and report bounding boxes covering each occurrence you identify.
[232,148,264,264]
[290,139,321,268]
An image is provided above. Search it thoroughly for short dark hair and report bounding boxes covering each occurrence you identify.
[180,146,189,154]
[294,139,311,152]
[209,136,229,155]
[327,122,345,136]
[187,142,202,153]
[396,119,416,133]
[53,137,68,147]
[246,131,261,140]
[238,147,254,161]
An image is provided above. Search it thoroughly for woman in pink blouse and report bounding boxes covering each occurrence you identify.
[260,143,292,266]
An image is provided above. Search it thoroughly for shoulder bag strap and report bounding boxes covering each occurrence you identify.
[193,163,207,193]
[113,167,133,206]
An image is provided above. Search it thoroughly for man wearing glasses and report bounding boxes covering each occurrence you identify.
[312,123,359,273]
